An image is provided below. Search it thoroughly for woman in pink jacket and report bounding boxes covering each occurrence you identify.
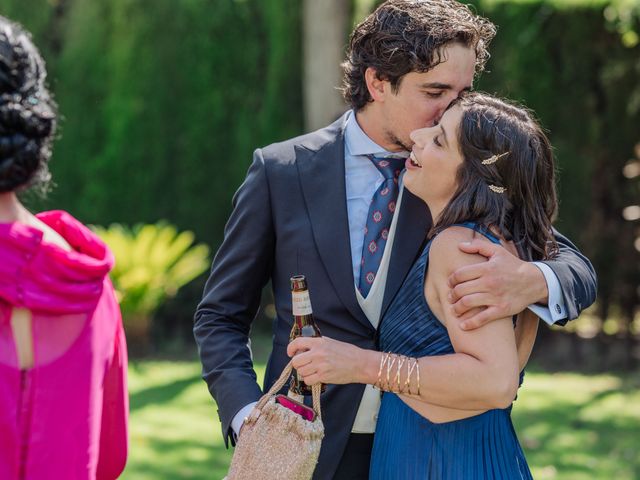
[0,15,128,479]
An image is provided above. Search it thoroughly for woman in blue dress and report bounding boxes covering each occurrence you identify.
[289,92,557,479]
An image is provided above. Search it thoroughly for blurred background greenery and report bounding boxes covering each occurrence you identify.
[0,0,638,478]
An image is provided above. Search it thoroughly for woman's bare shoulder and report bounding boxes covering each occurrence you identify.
[428,226,486,277]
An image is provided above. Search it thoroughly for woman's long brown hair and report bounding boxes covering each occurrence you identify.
[433,93,558,261]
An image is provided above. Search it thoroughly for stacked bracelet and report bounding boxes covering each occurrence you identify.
[374,352,421,395]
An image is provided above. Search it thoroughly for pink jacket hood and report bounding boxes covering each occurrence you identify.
[0,210,114,315]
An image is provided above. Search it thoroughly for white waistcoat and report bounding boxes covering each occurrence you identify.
[351,184,405,433]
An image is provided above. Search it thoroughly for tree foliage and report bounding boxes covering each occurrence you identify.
[1,0,637,331]
[2,0,302,248]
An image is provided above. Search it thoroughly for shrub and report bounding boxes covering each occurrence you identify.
[93,222,210,352]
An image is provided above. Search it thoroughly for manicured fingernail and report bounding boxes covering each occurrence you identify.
[460,322,469,330]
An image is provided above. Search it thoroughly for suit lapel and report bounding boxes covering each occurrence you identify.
[381,188,432,317]
[296,131,372,331]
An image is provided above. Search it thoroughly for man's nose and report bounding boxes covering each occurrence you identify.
[433,93,460,125]
[432,100,450,125]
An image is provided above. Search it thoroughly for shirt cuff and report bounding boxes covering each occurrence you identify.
[528,262,567,326]
[231,402,257,439]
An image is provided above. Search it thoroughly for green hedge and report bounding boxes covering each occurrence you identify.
[1,0,302,246]
[2,0,638,326]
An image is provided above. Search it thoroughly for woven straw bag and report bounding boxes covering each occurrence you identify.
[225,360,324,480]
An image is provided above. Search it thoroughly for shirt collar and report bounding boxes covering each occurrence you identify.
[344,110,409,159]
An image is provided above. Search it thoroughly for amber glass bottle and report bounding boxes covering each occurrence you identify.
[289,275,326,395]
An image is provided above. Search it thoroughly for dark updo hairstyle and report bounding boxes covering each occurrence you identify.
[0,15,57,193]
[342,0,496,111]
[433,92,558,261]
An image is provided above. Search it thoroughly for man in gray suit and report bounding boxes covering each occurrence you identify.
[194,1,596,478]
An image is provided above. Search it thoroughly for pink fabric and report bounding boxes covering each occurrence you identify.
[0,210,128,480]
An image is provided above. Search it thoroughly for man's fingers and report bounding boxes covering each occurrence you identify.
[452,293,494,316]
[447,263,485,288]
[459,307,500,331]
[449,278,486,303]
[458,239,501,258]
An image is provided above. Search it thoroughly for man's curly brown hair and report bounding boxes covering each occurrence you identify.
[342,0,496,110]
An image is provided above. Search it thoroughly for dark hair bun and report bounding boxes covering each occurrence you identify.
[0,16,57,193]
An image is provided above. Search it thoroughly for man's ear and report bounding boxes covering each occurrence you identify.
[365,67,388,102]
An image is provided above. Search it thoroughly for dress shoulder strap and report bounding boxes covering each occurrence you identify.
[450,221,501,245]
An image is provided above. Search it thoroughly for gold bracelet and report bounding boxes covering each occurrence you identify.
[375,352,388,390]
[405,357,417,394]
[395,355,407,393]
[385,353,397,391]
[375,353,420,395]
[375,352,384,388]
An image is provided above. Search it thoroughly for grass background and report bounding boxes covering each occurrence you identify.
[121,355,640,480]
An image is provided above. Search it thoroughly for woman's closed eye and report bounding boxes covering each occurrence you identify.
[433,135,442,147]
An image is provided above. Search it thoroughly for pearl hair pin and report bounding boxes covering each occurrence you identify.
[488,184,507,194]
[481,151,509,165]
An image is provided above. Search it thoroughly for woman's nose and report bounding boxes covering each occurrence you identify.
[409,128,421,144]
[409,127,428,147]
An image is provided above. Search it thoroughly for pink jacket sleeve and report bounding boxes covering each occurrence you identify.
[96,316,129,480]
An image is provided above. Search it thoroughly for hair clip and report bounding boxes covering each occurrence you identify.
[488,184,507,194]
[481,152,509,165]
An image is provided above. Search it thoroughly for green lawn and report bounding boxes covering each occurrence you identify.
[121,358,640,480]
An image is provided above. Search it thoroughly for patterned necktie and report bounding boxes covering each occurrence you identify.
[358,155,405,297]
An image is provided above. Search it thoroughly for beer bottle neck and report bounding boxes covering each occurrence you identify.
[294,314,314,328]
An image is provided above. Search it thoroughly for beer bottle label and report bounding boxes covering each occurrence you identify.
[292,291,313,316]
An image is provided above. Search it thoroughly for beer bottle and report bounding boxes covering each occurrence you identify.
[289,275,326,395]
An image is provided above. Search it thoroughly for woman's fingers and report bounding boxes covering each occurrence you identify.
[291,350,314,369]
[287,336,316,357]
[299,372,322,386]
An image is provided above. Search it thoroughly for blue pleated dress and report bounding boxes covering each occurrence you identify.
[369,223,533,480]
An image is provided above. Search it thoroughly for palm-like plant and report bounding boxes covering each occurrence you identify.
[92,222,210,351]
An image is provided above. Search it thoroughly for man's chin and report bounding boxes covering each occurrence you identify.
[398,141,413,153]
[388,135,412,153]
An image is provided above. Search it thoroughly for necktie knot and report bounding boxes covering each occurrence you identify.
[367,155,405,180]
